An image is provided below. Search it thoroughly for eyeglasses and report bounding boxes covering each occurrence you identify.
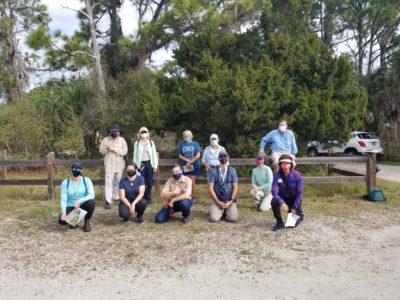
[140,131,148,134]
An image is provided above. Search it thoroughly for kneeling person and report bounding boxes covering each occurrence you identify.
[250,152,273,212]
[208,150,238,222]
[118,163,147,223]
[58,162,96,232]
[155,164,193,223]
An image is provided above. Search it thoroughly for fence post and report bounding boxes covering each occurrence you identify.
[47,152,55,200]
[154,152,160,199]
[366,152,377,193]
[0,149,7,179]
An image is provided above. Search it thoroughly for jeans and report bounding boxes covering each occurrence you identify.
[140,160,153,201]
[58,199,96,225]
[118,198,148,220]
[155,199,192,223]
[271,197,304,222]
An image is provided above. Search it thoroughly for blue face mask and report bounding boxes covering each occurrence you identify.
[172,172,182,180]
[184,136,191,142]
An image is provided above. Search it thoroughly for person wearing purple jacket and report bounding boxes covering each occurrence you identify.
[271,154,304,231]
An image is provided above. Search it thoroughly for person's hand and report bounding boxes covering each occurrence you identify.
[168,200,174,208]
[251,187,260,194]
[186,161,192,166]
[280,203,289,213]
[130,204,135,215]
[291,209,297,215]
[217,200,225,209]
[206,164,212,172]
[225,200,233,208]
[153,167,158,173]
[60,213,67,221]
[73,200,80,209]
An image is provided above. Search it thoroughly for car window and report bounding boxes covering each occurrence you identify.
[357,133,377,139]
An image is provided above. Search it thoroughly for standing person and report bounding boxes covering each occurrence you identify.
[178,130,201,202]
[99,124,128,209]
[259,119,298,169]
[58,162,95,232]
[155,164,193,223]
[133,127,158,202]
[208,150,239,223]
[270,154,304,231]
[202,133,226,173]
[118,163,147,223]
[250,152,273,212]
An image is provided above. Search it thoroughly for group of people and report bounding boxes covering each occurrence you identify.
[58,120,303,232]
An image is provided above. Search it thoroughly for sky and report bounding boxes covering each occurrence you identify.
[30,0,173,86]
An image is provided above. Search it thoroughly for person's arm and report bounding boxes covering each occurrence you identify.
[292,173,303,212]
[160,179,175,201]
[291,131,298,155]
[60,180,68,215]
[271,173,285,206]
[119,188,131,208]
[259,167,273,192]
[190,152,201,164]
[226,168,238,208]
[77,177,95,204]
[251,169,258,189]
[133,141,140,167]
[132,184,145,206]
[260,132,272,151]
[99,138,108,155]
[189,142,201,164]
[151,141,158,170]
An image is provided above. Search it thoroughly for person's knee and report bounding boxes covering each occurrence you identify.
[209,214,221,223]
[271,198,280,207]
[155,211,167,223]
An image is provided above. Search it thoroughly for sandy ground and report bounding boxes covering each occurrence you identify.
[0,201,399,300]
[334,163,400,183]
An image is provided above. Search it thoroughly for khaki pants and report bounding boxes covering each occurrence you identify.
[105,171,123,204]
[271,151,296,170]
[209,201,238,223]
[250,190,272,212]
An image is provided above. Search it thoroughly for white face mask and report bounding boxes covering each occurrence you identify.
[140,133,148,139]
[211,140,218,146]
[279,125,287,133]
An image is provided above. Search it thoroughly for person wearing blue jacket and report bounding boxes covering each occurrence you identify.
[259,119,298,169]
[58,162,96,232]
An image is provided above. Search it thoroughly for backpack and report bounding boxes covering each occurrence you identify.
[367,188,387,202]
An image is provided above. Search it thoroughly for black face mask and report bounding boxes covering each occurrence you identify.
[111,132,118,138]
[219,158,228,165]
[127,171,136,177]
[72,170,81,177]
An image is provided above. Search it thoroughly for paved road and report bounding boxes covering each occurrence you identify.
[334,163,400,183]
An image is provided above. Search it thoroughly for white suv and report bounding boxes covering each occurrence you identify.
[307,131,383,157]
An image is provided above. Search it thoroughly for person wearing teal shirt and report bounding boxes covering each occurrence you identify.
[250,153,273,212]
[58,162,96,232]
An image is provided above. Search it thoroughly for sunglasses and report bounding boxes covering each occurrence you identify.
[140,131,148,134]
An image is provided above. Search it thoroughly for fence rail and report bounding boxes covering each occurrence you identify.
[0,150,376,199]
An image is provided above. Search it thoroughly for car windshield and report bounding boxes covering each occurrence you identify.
[357,133,377,139]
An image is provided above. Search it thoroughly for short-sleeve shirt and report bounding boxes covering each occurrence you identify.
[161,176,192,195]
[119,176,145,200]
[178,141,201,169]
[207,166,238,202]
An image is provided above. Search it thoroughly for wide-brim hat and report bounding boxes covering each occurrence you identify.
[109,124,122,133]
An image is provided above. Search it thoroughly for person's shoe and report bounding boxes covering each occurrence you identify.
[182,216,191,223]
[83,220,92,232]
[68,224,78,229]
[136,215,144,224]
[272,221,284,231]
[104,201,111,209]
[122,218,130,222]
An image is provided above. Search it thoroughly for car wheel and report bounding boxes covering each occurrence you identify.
[345,148,358,155]
[307,147,318,157]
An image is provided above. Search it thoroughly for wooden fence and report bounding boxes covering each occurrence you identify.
[0,150,377,199]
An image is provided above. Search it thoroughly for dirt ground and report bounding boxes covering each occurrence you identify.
[0,183,399,300]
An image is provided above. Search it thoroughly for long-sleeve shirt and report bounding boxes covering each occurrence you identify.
[260,129,298,155]
[251,165,273,193]
[271,169,303,210]
[60,176,95,214]
[99,136,128,173]
[133,140,158,168]
[202,145,226,167]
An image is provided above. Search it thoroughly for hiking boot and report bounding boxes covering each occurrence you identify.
[182,216,191,224]
[83,220,92,232]
[272,220,284,231]
[136,215,144,224]
[104,201,111,209]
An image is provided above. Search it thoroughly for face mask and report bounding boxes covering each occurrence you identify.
[219,158,228,165]
[211,140,218,146]
[111,132,118,138]
[140,133,148,139]
[279,125,287,133]
[72,170,81,177]
[184,136,191,142]
[172,172,182,180]
[127,170,136,177]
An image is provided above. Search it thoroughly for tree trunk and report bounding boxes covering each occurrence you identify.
[85,0,106,94]
[108,0,122,79]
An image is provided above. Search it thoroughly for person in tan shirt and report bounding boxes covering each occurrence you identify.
[155,164,193,223]
[99,124,128,209]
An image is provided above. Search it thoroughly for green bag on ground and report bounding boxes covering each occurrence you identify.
[367,188,387,202]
